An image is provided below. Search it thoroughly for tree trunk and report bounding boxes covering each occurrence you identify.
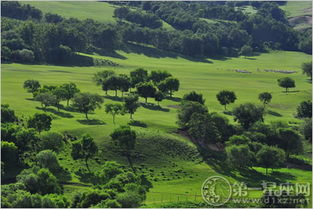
[145,97,147,103]
[286,87,288,93]
[122,91,124,97]
[126,153,135,173]
[113,114,115,124]
[85,112,89,120]
[115,90,117,97]
[158,101,160,106]
[266,167,268,175]
[130,113,133,120]
[105,90,108,95]
[67,99,70,106]
[85,157,90,172]
[224,104,227,110]
[170,91,173,97]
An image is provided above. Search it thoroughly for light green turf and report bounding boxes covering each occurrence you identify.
[280,1,312,18]
[2,49,311,207]
[23,1,117,23]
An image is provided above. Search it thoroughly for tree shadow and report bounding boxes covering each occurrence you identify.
[282,90,300,93]
[223,110,233,116]
[36,107,74,118]
[267,110,282,117]
[96,49,127,60]
[141,103,170,112]
[104,95,124,102]
[77,119,106,125]
[244,57,257,60]
[166,96,181,102]
[26,98,35,101]
[128,120,147,128]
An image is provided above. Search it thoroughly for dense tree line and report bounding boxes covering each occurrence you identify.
[2,1,311,65]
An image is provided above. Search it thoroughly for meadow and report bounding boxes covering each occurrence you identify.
[2,48,312,206]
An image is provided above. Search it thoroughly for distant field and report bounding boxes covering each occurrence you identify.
[280,1,312,17]
[23,1,117,22]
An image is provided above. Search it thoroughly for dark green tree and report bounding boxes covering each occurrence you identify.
[258,92,272,107]
[216,90,237,110]
[154,91,164,106]
[296,100,312,118]
[302,61,312,80]
[256,145,285,175]
[71,92,104,120]
[93,70,116,86]
[301,118,312,142]
[277,128,303,157]
[136,82,156,103]
[226,144,254,169]
[277,77,295,93]
[34,92,57,110]
[177,101,208,129]
[105,103,124,124]
[158,77,180,97]
[27,113,52,133]
[1,104,17,123]
[233,103,264,129]
[124,94,140,120]
[183,91,205,104]
[23,80,40,93]
[149,70,171,83]
[60,83,80,106]
[71,134,98,172]
[130,68,148,88]
[110,126,136,171]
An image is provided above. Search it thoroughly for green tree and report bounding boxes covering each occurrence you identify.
[239,45,253,57]
[296,100,312,118]
[27,113,52,133]
[136,82,156,103]
[105,103,124,124]
[183,91,205,104]
[301,118,312,142]
[23,80,40,93]
[1,141,19,166]
[71,134,98,172]
[154,91,164,106]
[102,75,120,97]
[226,135,250,146]
[93,70,115,86]
[277,128,303,157]
[36,150,62,174]
[130,68,148,88]
[258,92,272,107]
[277,77,295,93]
[216,90,237,110]
[110,126,136,171]
[52,86,67,111]
[124,94,140,120]
[302,61,312,80]
[60,83,80,106]
[233,103,264,129]
[1,104,17,123]
[178,101,208,129]
[118,74,131,97]
[226,144,254,169]
[39,132,64,152]
[34,92,57,110]
[71,92,104,120]
[256,145,285,175]
[149,70,171,83]
[158,77,180,97]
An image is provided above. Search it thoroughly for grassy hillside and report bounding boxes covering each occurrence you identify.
[280,1,312,18]
[23,1,117,22]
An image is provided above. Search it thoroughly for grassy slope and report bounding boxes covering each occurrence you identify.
[23,1,117,22]
[2,50,312,206]
[280,1,312,18]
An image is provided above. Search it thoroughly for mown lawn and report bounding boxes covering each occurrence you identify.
[2,49,311,207]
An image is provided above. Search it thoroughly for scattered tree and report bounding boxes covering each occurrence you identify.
[296,100,312,118]
[178,101,208,129]
[52,87,67,111]
[93,70,115,86]
[276,128,303,157]
[154,91,164,106]
[183,91,205,104]
[1,141,19,166]
[105,103,124,124]
[216,90,237,110]
[118,74,131,97]
[226,144,254,169]
[60,83,80,106]
[277,77,295,93]
[1,104,17,123]
[124,94,140,120]
[130,68,148,88]
[258,92,272,107]
[256,145,285,175]
[23,80,40,93]
[302,61,312,80]
[158,77,180,97]
[34,92,57,110]
[136,82,156,103]
[110,126,136,171]
[71,134,98,172]
[71,92,104,120]
[239,45,253,57]
[301,118,312,142]
[149,70,171,83]
[27,113,52,133]
[39,132,64,152]
[233,103,264,129]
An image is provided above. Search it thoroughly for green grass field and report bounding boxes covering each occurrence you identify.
[2,48,312,206]
[280,1,312,18]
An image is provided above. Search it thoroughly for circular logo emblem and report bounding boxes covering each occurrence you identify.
[201,176,232,206]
